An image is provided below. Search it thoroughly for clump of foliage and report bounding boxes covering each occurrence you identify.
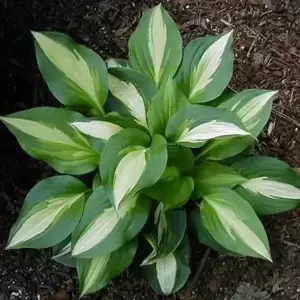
[2,4,300,296]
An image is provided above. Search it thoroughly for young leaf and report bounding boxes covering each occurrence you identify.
[33,32,108,115]
[166,105,250,148]
[52,237,76,268]
[192,161,246,198]
[143,235,191,295]
[147,78,189,136]
[167,146,194,172]
[1,107,100,175]
[72,187,150,258]
[77,239,137,296]
[145,174,194,209]
[92,173,102,191]
[142,208,187,265]
[7,176,86,249]
[72,120,122,140]
[108,67,157,128]
[219,89,278,136]
[128,4,182,86]
[176,33,234,103]
[100,129,167,211]
[201,188,272,261]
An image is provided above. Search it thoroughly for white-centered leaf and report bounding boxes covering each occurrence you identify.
[113,149,147,209]
[208,199,271,260]
[190,30,233,97]
[1,117,82,148]
[81,255,110,296]
[148,4,167,85]
[8,193,84,248]
[33,32,99,107]
[109,75,147,127]
[203,192,272,261]
[72,207,119,256]
[177,120,250,144]
[156,253,177,295]
[72,120,122,140]
[232,91,278,132]
[242,177,300,199]
[52,241,72,259]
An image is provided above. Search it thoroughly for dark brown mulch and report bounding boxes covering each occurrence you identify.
[1,0,300,299]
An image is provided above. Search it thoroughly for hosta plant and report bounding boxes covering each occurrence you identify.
[2,3,300,296]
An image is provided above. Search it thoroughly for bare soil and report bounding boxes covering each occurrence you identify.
[1,0,300,299]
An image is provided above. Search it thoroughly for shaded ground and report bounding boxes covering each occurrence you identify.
[1,0,300,299]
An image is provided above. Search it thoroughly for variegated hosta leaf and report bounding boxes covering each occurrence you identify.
[142,207,187,265]
[192,161,246,198]
[100,129,167,211]
[77,239,137,296]
[109,75,147,127]
[236,178,300,215]
[200,188,272,261]
[177,120,249,146]
[232,156,300,214]
[128,4,182,86]
[72,187,150,258]
[7,176,86,249]
[143,235,191,295]
[219,89,278,136]
[176,32,234,104]
[0,107,100,175]
[52,237,76,268]
[106,58,129,69]
[72,120,122,140]
[33,32,108,115]
[108,67,157,127]
[166,105,251,148]
[147,78,189,136]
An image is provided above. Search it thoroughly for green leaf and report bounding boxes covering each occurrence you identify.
[218,89,278,136]
[1,107,100,175]
[106,58,129,68]
[165,105,251,148]
[142,207,186,265]
[100,129,167,211]
[167,145,194,172]
[145,174,194,209]
[33,32,108,115]
[147,78,189,136]
[52,237,76,268]
[201,188,272,261]
[72,187,150,258]
[108,67,157,127]
[192,161,246,198]
[176,32,234,104]
[196,136,254,161]
[77,239,137,296]
[233,157,300,214]
[143,235,191,295]
[92,173,102,191]
[7,176,86,249]
[128,4,182,86]
[232,156,298,182]
[190,209,230,253]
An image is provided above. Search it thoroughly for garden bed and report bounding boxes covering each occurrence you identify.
[1,0,300,299]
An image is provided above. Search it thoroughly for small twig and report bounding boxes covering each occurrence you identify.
[185,249,211,297]
[247,36,258,58]
[272,109,300,128]
[220,18,234,28]
[283,241,300,250]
